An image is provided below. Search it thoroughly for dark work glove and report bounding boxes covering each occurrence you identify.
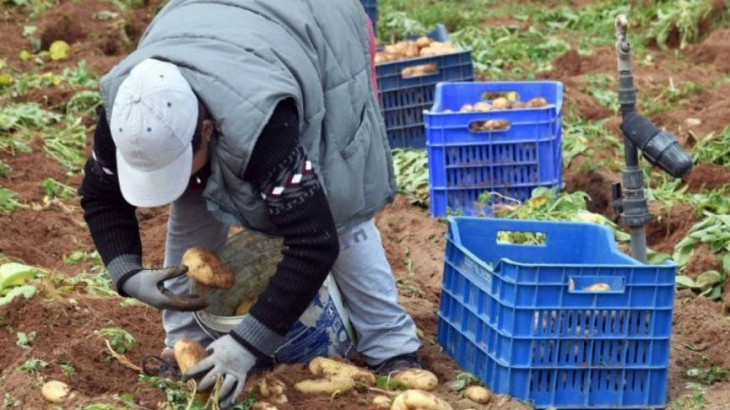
[183,334,257,407]
[121,266,209,311]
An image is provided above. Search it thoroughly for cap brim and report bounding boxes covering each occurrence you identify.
[116,144,193,207]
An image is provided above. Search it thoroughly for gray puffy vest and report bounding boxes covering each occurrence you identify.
[99,0,396,235]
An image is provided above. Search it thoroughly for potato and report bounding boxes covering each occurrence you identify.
[511,101,527,109]
[401,67,418,78]
[308,357,376,385]
[42,380,74,403]
[393,369,438,391]
[295,376,355,394]
[460,104,474,113]
[183,247,235,289]
[430,41,454,50]
[384,44,400,55]
[391,390,453,410]
[419,47,440,56]
[464,386,491,404]
[373,395,392,409]
[473,102,491,112]
[405,42,420,58]
[527,97,548,107]
[584,283,611,291]
[482,120,510,131]
[173,338,207,374]
[492,97,510,109]
[415,36,432,48]
[252,402,278,410]
[235,297,257,316]
[392,41,409,55]
[259,376,288,404]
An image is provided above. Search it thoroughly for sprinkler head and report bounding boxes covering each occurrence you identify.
[621,112,693,178]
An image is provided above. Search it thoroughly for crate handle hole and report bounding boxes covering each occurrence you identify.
[400,63,439,79]
[568,276,626,294]
[496,230,546,246]
[468,119,511,134]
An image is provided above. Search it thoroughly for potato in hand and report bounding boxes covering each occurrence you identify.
[182,246,235,289]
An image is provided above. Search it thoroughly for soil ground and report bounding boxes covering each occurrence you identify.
[2,0,730,409]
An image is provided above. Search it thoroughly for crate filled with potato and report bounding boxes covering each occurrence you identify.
[375,24,474,149]
[424,81,564,217]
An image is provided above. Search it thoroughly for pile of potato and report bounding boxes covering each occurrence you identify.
[453,96,549,113]
[375,37,457,64]
[173,340,496,409]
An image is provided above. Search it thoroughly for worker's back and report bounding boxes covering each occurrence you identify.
[98,0,396,236]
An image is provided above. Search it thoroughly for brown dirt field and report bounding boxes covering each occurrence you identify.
[690,29,730,72]
[0,293,166,408]
[646,203,699,255]
[684,162,730,192]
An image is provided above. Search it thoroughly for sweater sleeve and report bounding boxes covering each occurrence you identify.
[230,99,340,358]
[78,108,144,294]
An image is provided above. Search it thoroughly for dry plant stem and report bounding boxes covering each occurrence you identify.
[105,339,142,372]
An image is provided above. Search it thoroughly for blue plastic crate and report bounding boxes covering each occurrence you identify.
[437,217,677,409]
[360,0,377,33]
[425,81,564,217]
[377,24,474,148]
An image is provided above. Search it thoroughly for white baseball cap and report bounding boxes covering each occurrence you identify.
[110,58,199,207]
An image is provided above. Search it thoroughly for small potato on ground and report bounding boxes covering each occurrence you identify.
[259,376,288,404]
[373,395,392,409]
[173,338,207,374]
[308,356,376,385]
[463,386,491,404]
[295,376,355,394]
[393,369,439,391]
[182,247,235,289]
[391,389,453,410]
[252,402,278,410]
[42,380,74,403]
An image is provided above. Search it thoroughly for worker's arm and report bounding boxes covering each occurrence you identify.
[78,108,205,310]
[79,108,145,290]
[231,98,340,358]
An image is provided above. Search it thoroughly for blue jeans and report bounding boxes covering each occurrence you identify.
[161,192,420,365]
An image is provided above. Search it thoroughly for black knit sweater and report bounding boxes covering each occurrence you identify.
[79,99,339,358]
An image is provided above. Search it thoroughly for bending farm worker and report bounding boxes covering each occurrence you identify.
[77,0,421,407]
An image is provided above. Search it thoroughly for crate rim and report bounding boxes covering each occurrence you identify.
[426,80,565,114]
[445,216,678,270]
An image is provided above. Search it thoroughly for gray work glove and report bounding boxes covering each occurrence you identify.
[183,335,257,407]
[121,266,208,311]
